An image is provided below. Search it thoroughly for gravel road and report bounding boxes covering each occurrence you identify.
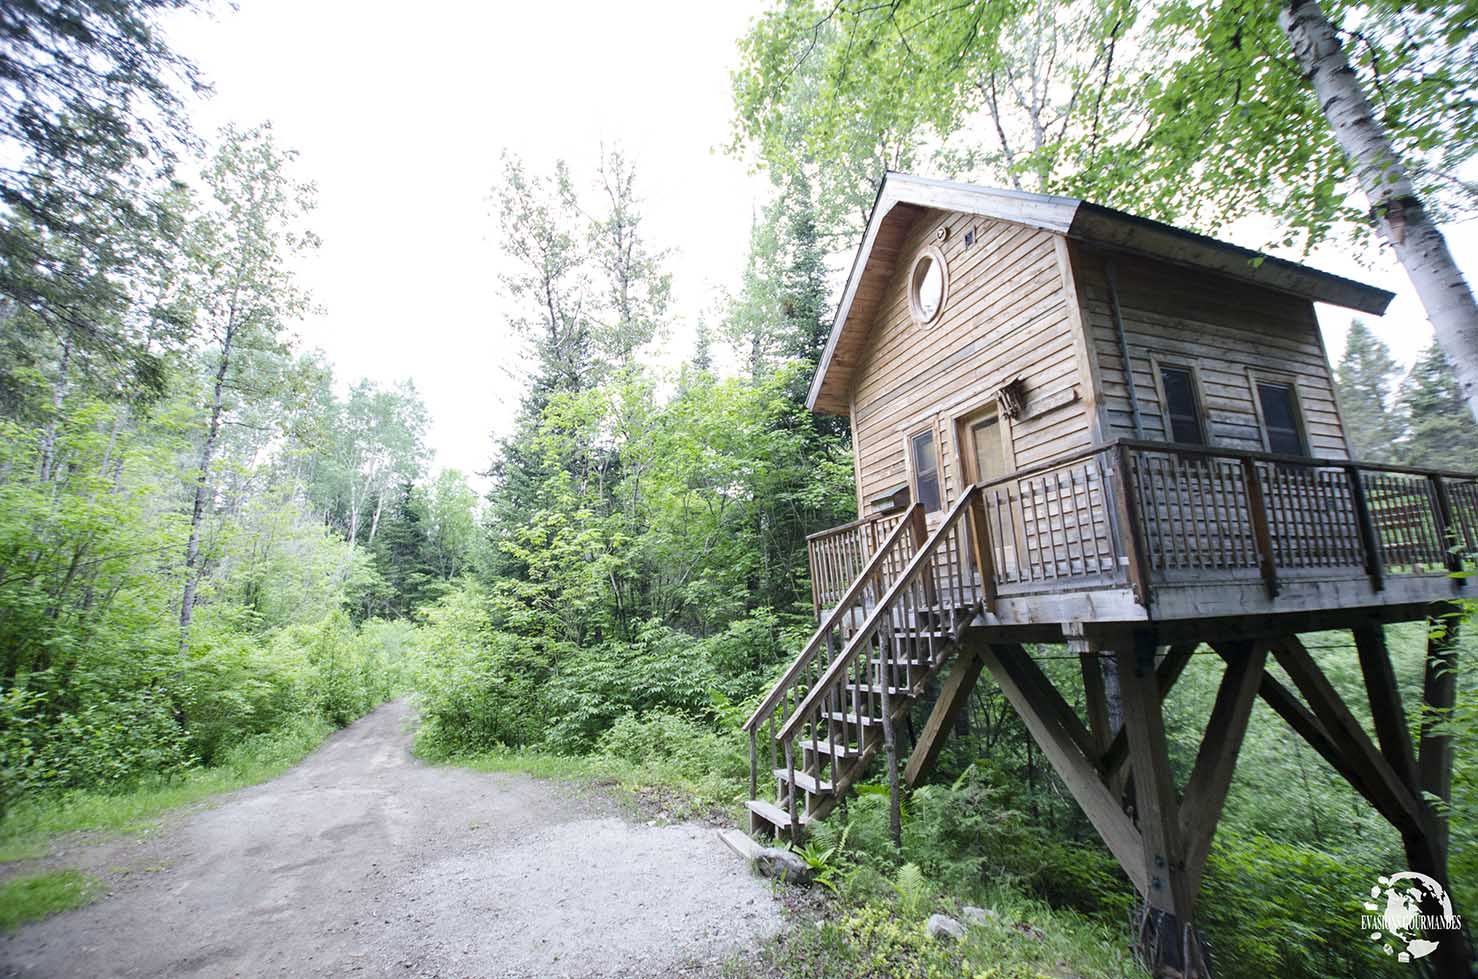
[1,700,783,978]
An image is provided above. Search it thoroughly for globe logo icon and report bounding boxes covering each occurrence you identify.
[1363,872,1456,962]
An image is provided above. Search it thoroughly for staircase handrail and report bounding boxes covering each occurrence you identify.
[743,503,923,733]
[777,485,980,743]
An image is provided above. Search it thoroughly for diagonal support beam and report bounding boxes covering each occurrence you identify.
[1179,641,1267,900]
[979,643,1146,893]
[1269,636,1427,836]
[1353,624,1422,796]
[904,646,984,787]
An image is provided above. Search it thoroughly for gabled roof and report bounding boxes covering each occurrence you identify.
[807,172,1395,414]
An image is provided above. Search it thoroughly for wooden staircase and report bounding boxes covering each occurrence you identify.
[743,493,987,839]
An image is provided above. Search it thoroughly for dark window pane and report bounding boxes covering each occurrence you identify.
[1159,366,1205,445]
[916,472,942,512]
[1257,382,1306,455]
[911,431,942,511]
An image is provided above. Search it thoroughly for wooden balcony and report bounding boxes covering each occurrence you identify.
[808,439,1477,636]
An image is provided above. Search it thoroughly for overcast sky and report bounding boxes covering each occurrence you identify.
[165,1,1476,485]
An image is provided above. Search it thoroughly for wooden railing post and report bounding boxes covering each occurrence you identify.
[1347,464,1385,592]
[1241,458,1279,598]
[1429,475,1465,585]
[807,540,822,621]
[909,502,937,609]
[748,729,758,801]
[1113,444,1153,607]
[965,486,997,612]
[879,631,903,849]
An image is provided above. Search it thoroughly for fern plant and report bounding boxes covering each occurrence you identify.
[796,821,852,893]
[892,862,932,918]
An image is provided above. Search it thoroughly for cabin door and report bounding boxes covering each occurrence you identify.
[960,407,1016,580]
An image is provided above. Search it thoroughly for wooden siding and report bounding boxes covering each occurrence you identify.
[1076,250,1351,458]
[849,210,1093,511]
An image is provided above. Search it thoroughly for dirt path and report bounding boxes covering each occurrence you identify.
[0,701,783,978]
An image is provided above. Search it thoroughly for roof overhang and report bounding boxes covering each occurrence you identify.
[807,172,1395,415]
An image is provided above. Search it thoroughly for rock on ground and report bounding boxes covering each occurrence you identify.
[927,913,966,941]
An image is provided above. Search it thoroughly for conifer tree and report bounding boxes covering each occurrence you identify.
[1335,319,1405,462]
[1400,339,1478,472]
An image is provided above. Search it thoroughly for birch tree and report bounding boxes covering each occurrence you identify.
[178,124,317,652]
[1280,0,1478,420]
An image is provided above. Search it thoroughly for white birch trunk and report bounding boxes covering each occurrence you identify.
[1281,0,1478,422]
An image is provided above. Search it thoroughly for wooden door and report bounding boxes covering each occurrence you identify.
[961,408,1017,578]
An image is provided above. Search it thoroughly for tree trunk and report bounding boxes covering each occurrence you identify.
[1281,0,1478,423]
[38,339,71,484]
[180,326,235,654]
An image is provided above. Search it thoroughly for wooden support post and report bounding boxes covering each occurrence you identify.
[879,634,902,850]
[1080,649,1114,757]
[1116,635,1199,977]
[1098,643,1196,781]
[1242,458,1279,598]
[1422,609,1461,855]
[905,646,985,786]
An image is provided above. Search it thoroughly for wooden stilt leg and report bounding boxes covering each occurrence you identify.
[1421,608,1460,855]
[1117,634,1198,978]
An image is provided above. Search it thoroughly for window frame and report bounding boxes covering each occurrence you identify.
[1248,370,1311,457]
[907,244,949,326]
[905,424,945,513]
[1149,357,1213,447]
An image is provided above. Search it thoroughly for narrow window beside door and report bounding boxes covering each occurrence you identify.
[910,430,942,512]
[1159,365,1206,445]
[1256,382,1307,455]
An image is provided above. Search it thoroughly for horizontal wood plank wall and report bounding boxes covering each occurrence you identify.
[1077,251,1351,457]
[850,210,1091,511]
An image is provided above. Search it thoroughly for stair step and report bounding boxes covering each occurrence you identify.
[867,656,932,669]
[847,682,909,697]
[746,798,806,830]
[775,768,834,794]
[825,710,881,727]
[800,737,862,759]
[717,828,762,862]
[885,629,950,640]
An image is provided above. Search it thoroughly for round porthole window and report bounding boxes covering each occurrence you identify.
[909,246,947,325]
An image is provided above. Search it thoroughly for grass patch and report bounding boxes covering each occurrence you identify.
[0,715,334,863]
[420,744,746,822]
[0,870,99,930]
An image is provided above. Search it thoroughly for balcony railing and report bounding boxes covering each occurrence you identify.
[807,439,1478,618]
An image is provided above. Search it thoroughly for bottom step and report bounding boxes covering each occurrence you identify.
[717,828,762,862]
[746,798,806,831]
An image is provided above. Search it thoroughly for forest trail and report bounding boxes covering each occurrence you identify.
[1,701,782,978]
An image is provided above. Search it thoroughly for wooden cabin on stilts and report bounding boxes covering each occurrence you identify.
[743,173,1476,978]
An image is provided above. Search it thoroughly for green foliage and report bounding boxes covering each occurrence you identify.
[0,713,333,863]
[0,870,99,931]
[1402,339,1478,471]
[1336,320,1406,462]
[732,0,1478,252]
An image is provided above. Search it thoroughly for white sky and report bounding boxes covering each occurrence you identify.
[165,1,1476,487]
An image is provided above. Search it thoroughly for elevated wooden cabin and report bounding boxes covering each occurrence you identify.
[744,174,1475,977]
